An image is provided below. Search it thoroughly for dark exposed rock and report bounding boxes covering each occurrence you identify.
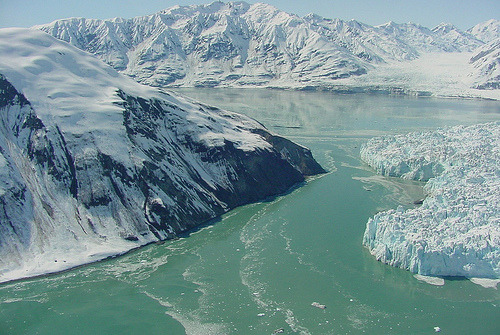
[115,90,325,233]
[251,128,326,176]
[0,73,325,274]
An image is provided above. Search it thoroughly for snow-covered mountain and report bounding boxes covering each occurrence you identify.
[468,19,500,44]
[431,23,483,52]
[469,38,500,89]
[35,1,499,95]
[302,15,420,63]
[0,28,324,283]
[36,2,369,88]
[466,19,500,89]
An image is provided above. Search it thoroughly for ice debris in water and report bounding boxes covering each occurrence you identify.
[361,122,500,278]
[468,277,500,289]
[311,302,327,309]
[413,274,445,286]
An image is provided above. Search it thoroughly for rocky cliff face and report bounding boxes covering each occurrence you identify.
[0,28,324,283]
[35,1,499,92]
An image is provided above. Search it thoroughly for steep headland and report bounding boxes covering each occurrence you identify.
[0,28,324,283]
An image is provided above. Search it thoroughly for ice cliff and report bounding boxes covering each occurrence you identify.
[361,123,500,278]
[0,28,324,283]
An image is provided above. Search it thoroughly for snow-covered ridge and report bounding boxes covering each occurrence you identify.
[34,2,500,98]
[468,19,500,44]
[0,28,324,283]
[469,38,500,90]
[361,122,500,278]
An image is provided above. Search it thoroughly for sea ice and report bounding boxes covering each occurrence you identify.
[361,122,500,278]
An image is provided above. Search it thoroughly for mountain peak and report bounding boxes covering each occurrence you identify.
[303,13,322,21]
[468,19,500,43]
[158,1,252,18]
[432,22,457,32]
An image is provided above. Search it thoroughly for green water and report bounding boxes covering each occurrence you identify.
[1,90,500,334]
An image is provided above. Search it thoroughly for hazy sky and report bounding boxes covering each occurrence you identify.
[0,0,498,30]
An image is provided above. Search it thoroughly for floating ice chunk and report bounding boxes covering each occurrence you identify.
[311,302,327,309]
[469,278,500,289]
[414,274,445,286]
[434,326,441,332]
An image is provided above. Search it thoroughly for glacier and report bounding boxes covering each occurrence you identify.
[34,2,500,99]
[0,28,324,283]
[361,122,500,279]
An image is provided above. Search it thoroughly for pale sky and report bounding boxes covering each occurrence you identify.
[0,0,498,30]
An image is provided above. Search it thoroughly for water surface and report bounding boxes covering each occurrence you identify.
[1,90,499,334]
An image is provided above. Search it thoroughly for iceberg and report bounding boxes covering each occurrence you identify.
[361,122,500,278]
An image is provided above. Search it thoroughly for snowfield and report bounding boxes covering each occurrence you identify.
[361,122,500,279]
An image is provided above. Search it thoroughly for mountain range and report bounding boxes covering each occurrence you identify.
[36,1,500,97]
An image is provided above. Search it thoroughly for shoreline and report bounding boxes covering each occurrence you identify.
[170,84,500,102]
[0,177,321,286]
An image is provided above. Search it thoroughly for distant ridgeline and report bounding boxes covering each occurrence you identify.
[35,2,500,93]
[0,28,324,283]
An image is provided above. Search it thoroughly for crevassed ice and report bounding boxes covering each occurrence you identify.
[361,122,500,278]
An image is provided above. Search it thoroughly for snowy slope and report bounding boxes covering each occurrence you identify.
[469,38,500,89]
[432,23,483,52]
[34,1,498,96]
[468,19,500,44]
[0,28,324,283]
[303,14,419,63]
[467,19,500,90]
[361,123,500,278]
[332,51,500,100]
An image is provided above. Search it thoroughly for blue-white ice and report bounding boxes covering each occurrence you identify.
[361,122,500,278]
